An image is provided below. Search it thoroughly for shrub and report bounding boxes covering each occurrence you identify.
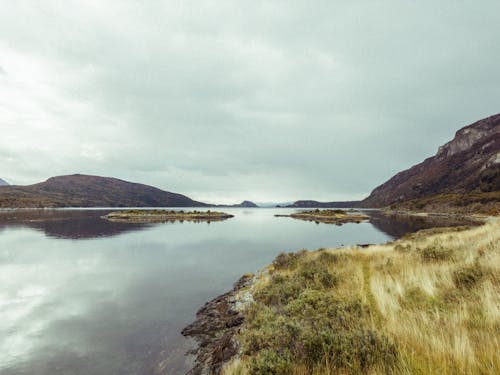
[453,265,484,289]
[317,251,349,264]
[285,290,337,317]
[395,244,411,253]
[401,286,446,311]
[300,328,398,371]
[248,349,293,374]
[243,312,300,354]
[297,261,338,289]
[254,275,303,305]
[419,245,453,261]
[272,250,306,271]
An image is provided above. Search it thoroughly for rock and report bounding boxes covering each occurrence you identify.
[182,274,254,375]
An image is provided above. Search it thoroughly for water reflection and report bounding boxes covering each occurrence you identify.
[366,210,479,238]
[0,210,150,240]
[0,209,477,375]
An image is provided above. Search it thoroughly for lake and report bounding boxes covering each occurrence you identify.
[0,208,476,375]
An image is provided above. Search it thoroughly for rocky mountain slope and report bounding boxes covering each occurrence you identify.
[0,174,207,208]
[361,114,500,210]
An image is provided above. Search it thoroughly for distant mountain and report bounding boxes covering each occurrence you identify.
[0,178,8,186]
[0,174,207,208]
[217,200,259,208]
[234,200,259,208]
[281,200,361,208]
[361,114,500,212]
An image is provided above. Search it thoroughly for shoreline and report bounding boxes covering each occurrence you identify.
[381,208,492,223]
[181,274,256,375]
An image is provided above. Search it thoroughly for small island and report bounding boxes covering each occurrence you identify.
[102,209,234,223]
[275,209,369,224]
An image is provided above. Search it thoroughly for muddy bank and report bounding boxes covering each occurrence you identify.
[181,274,255,375]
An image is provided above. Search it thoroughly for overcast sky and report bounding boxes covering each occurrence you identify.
[1,1,499,204]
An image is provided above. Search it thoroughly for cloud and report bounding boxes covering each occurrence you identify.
[1,1,499,203]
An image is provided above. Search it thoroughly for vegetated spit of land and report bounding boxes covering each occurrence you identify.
[219,219,500,375]
[275,209,369,225]
[103,209,234,222]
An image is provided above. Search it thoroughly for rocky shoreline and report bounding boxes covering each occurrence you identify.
[181,274,255,375]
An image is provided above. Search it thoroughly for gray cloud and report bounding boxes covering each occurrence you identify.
[1,1,499,203]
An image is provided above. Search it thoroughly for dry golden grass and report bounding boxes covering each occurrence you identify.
[368,219,500,374]
[224,219,500,375]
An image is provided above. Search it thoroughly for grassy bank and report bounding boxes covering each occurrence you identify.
[388,191,500,216]
[223,219,500,374]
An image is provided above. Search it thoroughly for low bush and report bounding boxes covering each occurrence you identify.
[453,265,484,289]
[272,250,307,271]
[419,244,453,261]
[254,275,303,306]
[300,328,398,370]
[248,349,293,375]
[297,260,338,289]
[401,286,446,311]
[317,251,349,264]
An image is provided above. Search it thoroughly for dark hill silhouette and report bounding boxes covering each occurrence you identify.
[0,174,207,208]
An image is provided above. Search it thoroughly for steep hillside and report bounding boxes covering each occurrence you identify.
[361,114,500,211]
[0,174,207,208]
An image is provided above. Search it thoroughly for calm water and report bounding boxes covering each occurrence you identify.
[0,208,475,375]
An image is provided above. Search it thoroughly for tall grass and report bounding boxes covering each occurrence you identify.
[223,219,500,374]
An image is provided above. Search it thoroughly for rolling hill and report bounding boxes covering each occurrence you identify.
[0,174,207,208]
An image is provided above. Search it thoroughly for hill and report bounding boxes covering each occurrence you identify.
[0,174,207,208]
[233,200,259,208]
[0,178,8,186]
[361,114,500,213]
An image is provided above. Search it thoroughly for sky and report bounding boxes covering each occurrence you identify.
[1,1,499,204]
